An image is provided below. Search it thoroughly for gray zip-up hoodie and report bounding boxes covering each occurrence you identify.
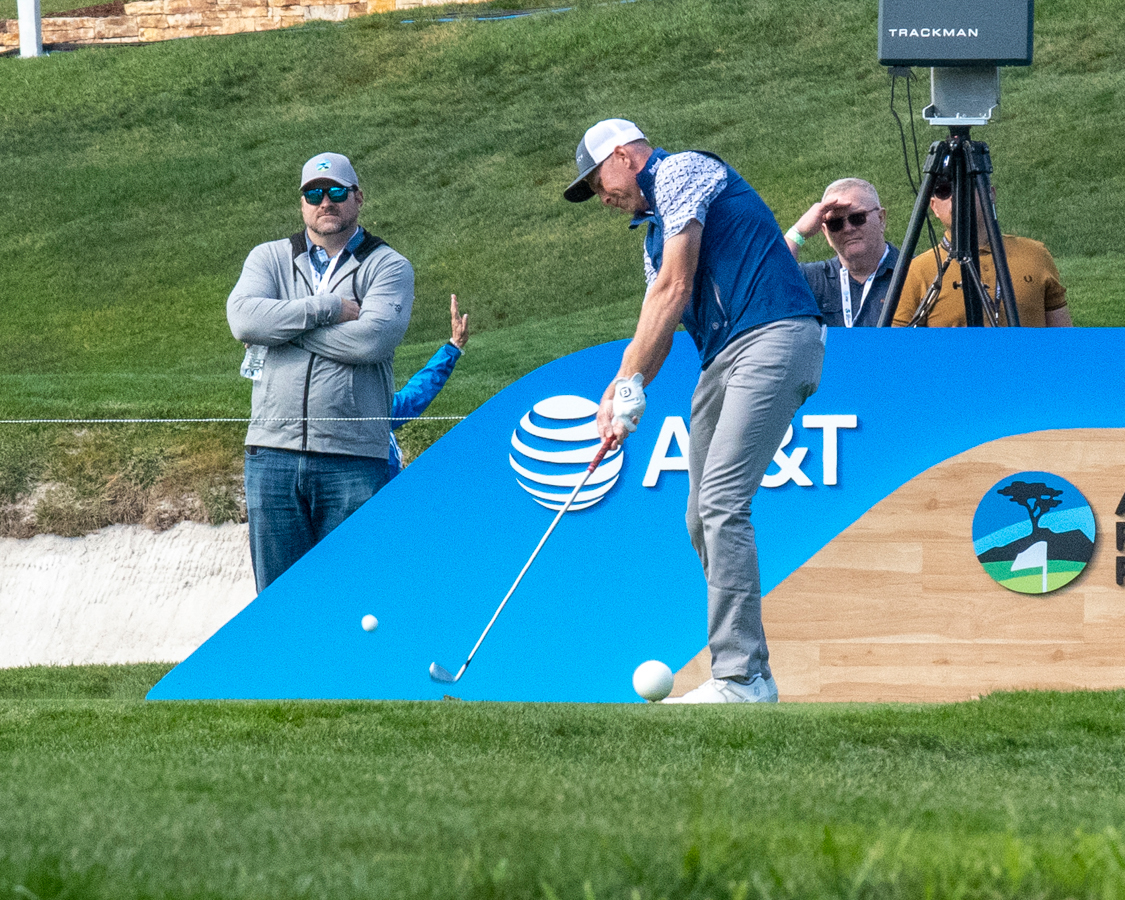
[227,230,414,458]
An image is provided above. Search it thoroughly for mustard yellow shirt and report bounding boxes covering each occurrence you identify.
[893,234,1068,327]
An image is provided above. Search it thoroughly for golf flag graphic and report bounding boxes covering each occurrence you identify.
[1011,540,1048,593]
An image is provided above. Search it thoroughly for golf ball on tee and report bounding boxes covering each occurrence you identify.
[361,614,378,632]
[633,660,674,702]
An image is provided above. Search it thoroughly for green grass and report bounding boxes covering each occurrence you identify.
[981,560,1087,593]
[2,666,1125,899]
[4,11,1124,897]
[0,0,1122,533]
[0,0,100,19]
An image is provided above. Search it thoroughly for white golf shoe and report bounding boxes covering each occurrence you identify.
[662,675,778,704]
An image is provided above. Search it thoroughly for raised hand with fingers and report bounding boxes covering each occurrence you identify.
[450,294,469,350]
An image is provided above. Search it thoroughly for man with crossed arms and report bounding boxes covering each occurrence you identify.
[564,119,825,703]
[228,152,413,592]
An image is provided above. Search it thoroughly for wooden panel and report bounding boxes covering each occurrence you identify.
[676,429,1125,702]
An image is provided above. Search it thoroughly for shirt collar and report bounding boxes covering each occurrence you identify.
[307,226,364,274]
[941,233,993,256]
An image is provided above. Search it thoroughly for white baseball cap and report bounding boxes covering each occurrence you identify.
[300,152,359,191]
[563,118,647,202]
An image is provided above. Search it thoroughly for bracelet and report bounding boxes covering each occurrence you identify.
[785,226,806,247]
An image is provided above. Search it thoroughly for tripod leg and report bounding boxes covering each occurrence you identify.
[959,256,998,326]
[968,150,1020,326]
[949,136,986,327]
[877,139,949,327]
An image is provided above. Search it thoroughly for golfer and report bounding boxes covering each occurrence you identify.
[565,119,825,703]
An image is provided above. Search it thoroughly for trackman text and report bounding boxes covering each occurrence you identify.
[885,27,980,39]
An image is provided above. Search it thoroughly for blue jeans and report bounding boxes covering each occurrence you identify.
[244,447,389,592]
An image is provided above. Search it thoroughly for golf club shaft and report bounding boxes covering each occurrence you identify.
[432,437,614,682]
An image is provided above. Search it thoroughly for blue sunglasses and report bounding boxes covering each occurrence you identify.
[302,185,354,205]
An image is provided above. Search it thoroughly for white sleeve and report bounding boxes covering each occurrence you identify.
[653,153,728,240]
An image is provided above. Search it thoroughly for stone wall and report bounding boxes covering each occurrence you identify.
[0,0,461,50]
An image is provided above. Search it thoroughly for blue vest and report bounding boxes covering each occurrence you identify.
[631,149,820,367]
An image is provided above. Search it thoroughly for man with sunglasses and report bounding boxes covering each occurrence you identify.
[564,119,825,704]
[784,179,899,328]
[891,178,1071,327]
[227,151,414,592]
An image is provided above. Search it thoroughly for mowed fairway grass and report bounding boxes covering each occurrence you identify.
[2,667,1125,899]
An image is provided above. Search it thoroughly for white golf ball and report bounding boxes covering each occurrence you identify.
[361,614,378,632]
[633,659,674,702]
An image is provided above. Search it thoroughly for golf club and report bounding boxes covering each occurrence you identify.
[429,435,615,684]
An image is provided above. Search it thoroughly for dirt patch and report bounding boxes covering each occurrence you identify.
[0,476,244,539]
[0,426,246,538]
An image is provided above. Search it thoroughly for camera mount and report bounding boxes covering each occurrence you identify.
[875,0,1033,326]
[924,66,1000,127]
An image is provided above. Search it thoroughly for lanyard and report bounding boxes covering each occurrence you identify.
[311,251,345,295]
[309,227,360,294]
[839,244,890,328]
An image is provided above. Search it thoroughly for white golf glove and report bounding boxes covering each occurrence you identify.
[612,373,647,433]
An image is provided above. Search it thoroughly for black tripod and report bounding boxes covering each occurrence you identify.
[877,128,1020,327]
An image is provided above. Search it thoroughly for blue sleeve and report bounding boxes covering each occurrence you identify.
[391,342,462,429]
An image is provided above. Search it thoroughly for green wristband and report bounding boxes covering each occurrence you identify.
[785,226,806,247]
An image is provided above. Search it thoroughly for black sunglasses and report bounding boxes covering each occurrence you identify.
[825,208,879,233]
[302,185,354,205]
[932,180,953,201]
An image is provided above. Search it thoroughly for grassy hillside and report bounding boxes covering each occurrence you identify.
[0,0,1122,534]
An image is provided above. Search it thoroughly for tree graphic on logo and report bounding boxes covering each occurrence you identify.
[997,481,1063,536]
[972,472,1095,595]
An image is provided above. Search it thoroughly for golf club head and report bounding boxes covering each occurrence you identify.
[429,662,459,683]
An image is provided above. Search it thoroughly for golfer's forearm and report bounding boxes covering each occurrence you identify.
[618,268,691,382]
[616,221,700,383]
[617,325,676,387]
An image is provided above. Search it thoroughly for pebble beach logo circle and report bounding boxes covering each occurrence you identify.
[508,395,623,511]
[972,471,1095,594]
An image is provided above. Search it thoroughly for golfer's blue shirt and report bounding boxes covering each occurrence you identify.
[631,149,820,367]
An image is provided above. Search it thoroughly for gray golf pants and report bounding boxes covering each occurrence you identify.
[685,316,825,683]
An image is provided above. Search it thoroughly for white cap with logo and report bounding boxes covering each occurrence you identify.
[300,152,360,191]
[563,119,646,203]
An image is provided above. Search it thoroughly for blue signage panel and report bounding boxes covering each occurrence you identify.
[148,329,1124,702]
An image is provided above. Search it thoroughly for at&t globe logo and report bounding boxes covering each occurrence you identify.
[972,471,1096,594]
[509,396,623,511]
